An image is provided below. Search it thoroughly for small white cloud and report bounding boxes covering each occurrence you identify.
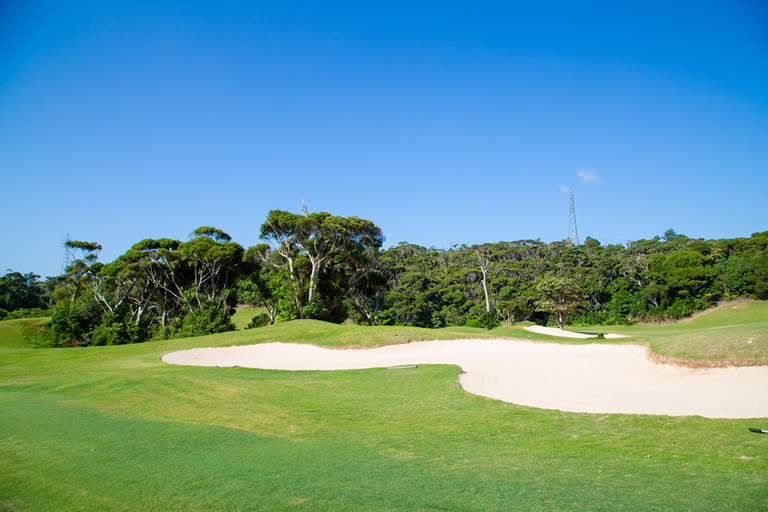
[577,166,602,183]
[557,185,570,194]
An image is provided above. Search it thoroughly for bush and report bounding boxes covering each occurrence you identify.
[151,307,236,340]
[246,312,271,329]
[481,311,498,330]
[91,315,144,345]
[3,307,50,320]
[149,322,180,341]
[49,299,99,347]
[178,307,236,337]
[663,298,703,321]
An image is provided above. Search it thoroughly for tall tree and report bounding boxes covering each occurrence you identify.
[348,270,387,325]
[475,245,492,312]
[259,204,383,321]
[259,210,305,315]
[534,277,586,329]
[63,240,102,301]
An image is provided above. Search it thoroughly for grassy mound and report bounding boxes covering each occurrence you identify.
[651,327,768,366]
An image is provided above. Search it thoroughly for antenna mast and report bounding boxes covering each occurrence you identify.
[567,187,580,246]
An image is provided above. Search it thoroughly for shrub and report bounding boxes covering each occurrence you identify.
[91,315,144,345]
[3,308,50,320]
[246,312,271,329]
[178,307,236,337]
[481,311,498,330]
[49,299,99,347]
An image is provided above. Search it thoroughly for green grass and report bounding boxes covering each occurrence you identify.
[572,300,768,335]
[1,319,767,510]
[563,300,768,365]
[651,327,768,366]
[232,307,265,330]
[0,317,50,350]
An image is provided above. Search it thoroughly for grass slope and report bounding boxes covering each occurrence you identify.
[1,319,767,510]
[232,308,266,330]
[0,318,50,350]
[565,300,768,366]
[574,300,768,334]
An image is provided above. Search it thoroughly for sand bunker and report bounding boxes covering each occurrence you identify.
[162,339,768,419]
[524,325,629,339]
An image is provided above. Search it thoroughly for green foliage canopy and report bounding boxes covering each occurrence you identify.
[535,277,586,329]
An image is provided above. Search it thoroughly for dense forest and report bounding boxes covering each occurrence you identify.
[0,271,58,320]
[368,230,767,328]
[2,205,766,346]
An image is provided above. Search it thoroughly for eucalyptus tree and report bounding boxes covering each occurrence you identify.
[259,204,383,321]
[63,240,102,301]
[48,228,253,345]
[129,229,248,325]
[86,251,148,323]
[474,245,492,313]
[182,227,247,315]
[129,238,183,325]
[348,270,387,325]
[240,246,279,324]
[296,202,338,305]
[48,240,103,345]
[258,210,305,314]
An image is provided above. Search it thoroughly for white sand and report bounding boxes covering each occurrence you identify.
[524,325,629,338]
[162,339,768,419]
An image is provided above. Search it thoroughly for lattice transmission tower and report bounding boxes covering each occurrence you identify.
[62,234,72,273]
[567,187,579,246]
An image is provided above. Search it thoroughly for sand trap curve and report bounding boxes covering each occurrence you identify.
[162,339,768,419]
[524,325,629,339]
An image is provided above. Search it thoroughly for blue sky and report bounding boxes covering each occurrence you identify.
[1,1,767,278]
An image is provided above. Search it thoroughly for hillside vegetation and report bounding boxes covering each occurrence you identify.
[2,214,766,348]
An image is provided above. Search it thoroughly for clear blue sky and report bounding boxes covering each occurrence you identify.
[2,1,767,278]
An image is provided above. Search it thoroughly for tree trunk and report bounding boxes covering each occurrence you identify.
[475,248,492,312]
[308,261,319,304]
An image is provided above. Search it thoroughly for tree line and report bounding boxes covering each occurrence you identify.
[0,271,57,320]
[21,206,382,346]
[368,228,767,329]
[2,206,766,345]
